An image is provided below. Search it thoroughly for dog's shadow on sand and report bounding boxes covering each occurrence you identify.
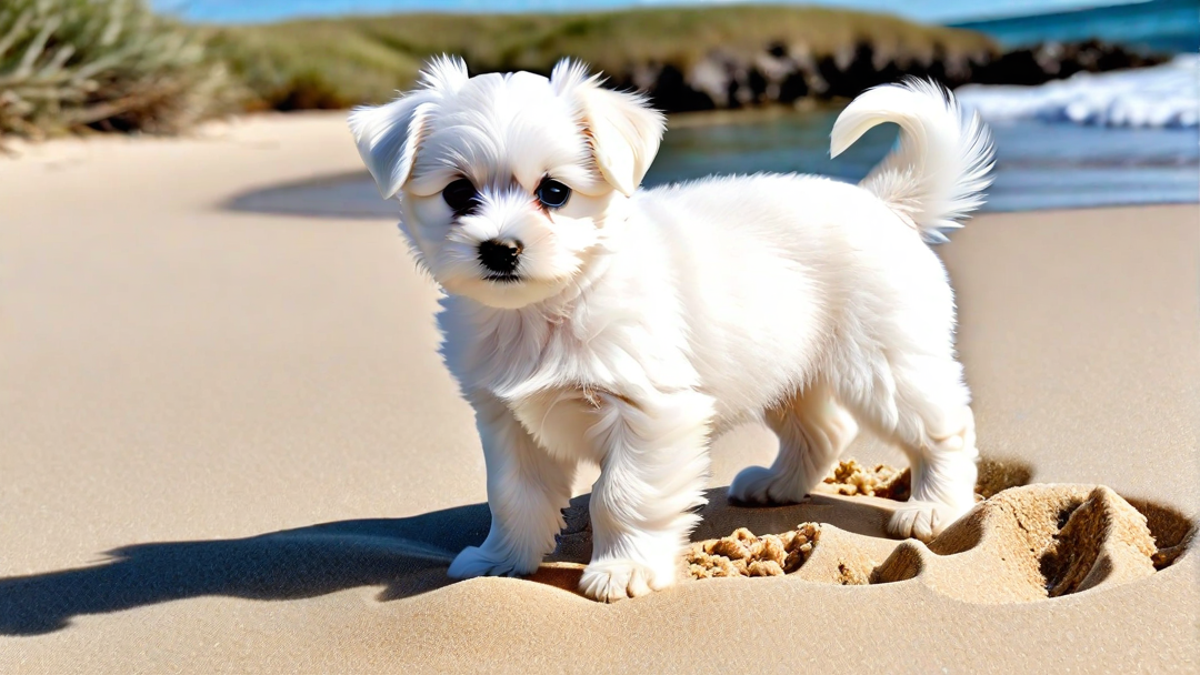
[0,502,490,636]
[0,488,893,636]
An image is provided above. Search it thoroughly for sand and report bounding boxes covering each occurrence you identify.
[1,112,1196,673]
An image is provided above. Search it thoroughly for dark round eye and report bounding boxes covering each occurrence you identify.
[536,179,571,209]
[443,178,479,215]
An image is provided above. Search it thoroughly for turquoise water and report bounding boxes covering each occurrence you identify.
[227,107,1199,218]
[644,109,1200,212]
[953,0,1200,53]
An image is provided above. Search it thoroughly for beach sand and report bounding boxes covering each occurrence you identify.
[1,113,1196,673]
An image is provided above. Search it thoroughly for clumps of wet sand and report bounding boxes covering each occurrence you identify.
[822,460,911,500]
[686,524,820,578]
[687,522,895,585]
[821,457,1035,502]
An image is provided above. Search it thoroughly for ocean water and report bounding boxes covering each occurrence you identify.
[643,107,1198,213]
[641,56,1199,212]
[952,0,1200,53]
[955,54,1198,127]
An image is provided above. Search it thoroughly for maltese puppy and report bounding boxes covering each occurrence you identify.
[349,56,994,602]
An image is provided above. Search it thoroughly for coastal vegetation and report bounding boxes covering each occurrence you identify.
[0,0,1164,137]
[0,0,233,137]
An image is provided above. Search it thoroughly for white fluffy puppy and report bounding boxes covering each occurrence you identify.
[349,56,994,602]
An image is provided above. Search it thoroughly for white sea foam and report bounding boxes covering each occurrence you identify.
[955,54,1199,128]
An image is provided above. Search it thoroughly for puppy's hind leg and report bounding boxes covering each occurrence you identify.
[729,381,858,504]
[448,393,575,579]
[841,352,979,543]
[581,390,714,602]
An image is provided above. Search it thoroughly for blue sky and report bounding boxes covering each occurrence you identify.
[154,0,1142,25]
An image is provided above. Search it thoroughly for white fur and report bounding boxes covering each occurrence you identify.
[832,77,996,243]
[349,56,994,602]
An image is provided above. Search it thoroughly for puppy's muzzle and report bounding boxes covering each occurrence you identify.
[478,239,523,278]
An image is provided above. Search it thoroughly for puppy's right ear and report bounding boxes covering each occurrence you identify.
[551,58,665,197]
[348,55,469,200]
[348,93,435,200]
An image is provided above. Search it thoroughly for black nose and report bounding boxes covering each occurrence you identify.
[478,239,523,275]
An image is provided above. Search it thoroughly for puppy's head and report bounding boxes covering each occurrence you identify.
[349,56,665,309]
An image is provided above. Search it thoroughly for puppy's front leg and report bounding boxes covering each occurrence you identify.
[582,391,714,602]
[448,393,574,579]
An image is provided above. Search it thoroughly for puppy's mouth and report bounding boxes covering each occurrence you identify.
[482,272,523,284]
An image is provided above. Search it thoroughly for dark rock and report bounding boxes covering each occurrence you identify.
[608,38,1170,113]
[634,63,716,112]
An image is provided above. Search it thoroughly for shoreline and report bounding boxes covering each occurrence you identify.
[8,109,1196,219]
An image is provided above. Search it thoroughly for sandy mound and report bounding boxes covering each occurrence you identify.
[687,484,1180,604]
[915,484,1161,603]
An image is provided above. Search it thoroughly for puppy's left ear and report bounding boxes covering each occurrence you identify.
[349,55,469,200]
[552,59,665,197]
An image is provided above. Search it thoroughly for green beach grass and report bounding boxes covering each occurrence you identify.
[0,0,234,137]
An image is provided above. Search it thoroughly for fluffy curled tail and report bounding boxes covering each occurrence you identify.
[831,78,995,243]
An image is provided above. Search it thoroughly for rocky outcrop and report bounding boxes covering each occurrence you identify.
[609,39,1168,113]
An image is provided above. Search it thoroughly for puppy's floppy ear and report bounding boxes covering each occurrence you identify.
[551,58,665,197]
[348,55,469,200]
[348,93,435,200]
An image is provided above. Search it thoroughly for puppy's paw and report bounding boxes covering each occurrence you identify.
[728,465,810,505]
[579,559,671,603]
[888,500,967,542]
[447,545,536,579]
